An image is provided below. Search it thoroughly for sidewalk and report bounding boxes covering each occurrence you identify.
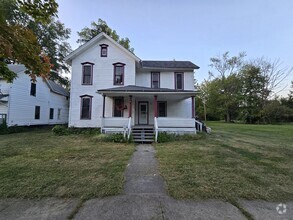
[0,144,292,219]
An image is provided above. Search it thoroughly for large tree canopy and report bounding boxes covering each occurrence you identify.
[0,0,71,86]
[77,19,134,53]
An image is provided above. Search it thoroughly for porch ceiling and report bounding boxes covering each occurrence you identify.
[97,85,198,100]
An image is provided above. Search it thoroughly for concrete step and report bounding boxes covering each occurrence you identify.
[133,139,153,143]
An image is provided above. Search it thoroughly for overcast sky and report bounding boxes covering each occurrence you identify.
[57,0,293,96]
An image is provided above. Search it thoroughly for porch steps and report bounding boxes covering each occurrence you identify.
[132,126,154,143]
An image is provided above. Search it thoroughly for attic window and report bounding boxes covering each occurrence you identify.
[100,44,108,57]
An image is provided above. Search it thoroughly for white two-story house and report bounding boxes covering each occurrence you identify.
[0,64,69,126]
[65,32,200,142]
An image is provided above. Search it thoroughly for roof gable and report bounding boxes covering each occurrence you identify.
[7,64,69,97]
[64,32,141,64]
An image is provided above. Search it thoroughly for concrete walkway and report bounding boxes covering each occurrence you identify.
[0,144,292,219]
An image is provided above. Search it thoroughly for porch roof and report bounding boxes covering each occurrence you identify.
[97,85,198,96]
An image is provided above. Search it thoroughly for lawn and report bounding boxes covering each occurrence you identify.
[0,129,135,199]
[155,122,293,202]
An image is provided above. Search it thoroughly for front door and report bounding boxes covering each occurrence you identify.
[138,102,148,125]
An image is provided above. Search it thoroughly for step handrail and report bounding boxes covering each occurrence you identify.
[194,119,203,132]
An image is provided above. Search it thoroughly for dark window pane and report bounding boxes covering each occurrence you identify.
[35,106,40,119]
[152,72,160,88]
[158,102,167,117]
[114,97,124,117]
[81,97,91,119]
[176,73,183,90]
[49,108,54,119]
[30,83,36,96]
[83,65,92,84]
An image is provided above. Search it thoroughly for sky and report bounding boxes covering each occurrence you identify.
[57,0,293,96]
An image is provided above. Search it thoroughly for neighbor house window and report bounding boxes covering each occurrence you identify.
[57,108,61,120]
[158,101,167,117]
[113,62,125,85]
[80,95,92,119]
[151,72,160,88]
[49,108,54,120]
[100,44,108,57]
[30,83,36,96]
[175,72,184,90]
[81,62,94,85]
[113,97,124,117]
[35,106,40,119]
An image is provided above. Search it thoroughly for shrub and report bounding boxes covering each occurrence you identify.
[92,133,126,143]
[52,125,68,136]
[0,121,26,135]
[0,119,8,135]
[52,125,101,136]
[157,132,177,143]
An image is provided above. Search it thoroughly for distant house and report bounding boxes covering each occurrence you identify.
[65,32,200,142]
[0,64,69,126]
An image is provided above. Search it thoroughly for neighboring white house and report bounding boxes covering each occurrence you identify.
[65,32,200,142]
[0,64,69,126]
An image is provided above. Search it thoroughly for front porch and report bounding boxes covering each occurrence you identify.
[98,85,201,142]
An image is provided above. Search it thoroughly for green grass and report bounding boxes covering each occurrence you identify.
[0,129,135,199]
[155,122,293,201]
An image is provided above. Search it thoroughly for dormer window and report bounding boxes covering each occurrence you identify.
[81,62,94,85]
[100,44,108,57]
[113,62,125,85]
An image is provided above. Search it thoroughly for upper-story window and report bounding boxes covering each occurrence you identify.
[80,95,93,120]
[113,62,125,85]
[151,72,160,88]
[81,62,94,85]
[30,83,36,96]
[100,44,108,57]
[175,72,184,90]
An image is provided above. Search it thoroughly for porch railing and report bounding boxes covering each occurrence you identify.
[194,119,203,132]
[157,117,195,128]
[154,117,158,142]
[101,117,132,140]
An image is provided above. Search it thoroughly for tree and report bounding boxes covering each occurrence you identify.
[208,52,245,122]
[240,64,268,123]
[0,0,63,82]
[262,99,293,124]
[250,58,292,100]
[1,0,71,86]
[77,19,134,53]
[281,81,293,110]
[27,18,71,86]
